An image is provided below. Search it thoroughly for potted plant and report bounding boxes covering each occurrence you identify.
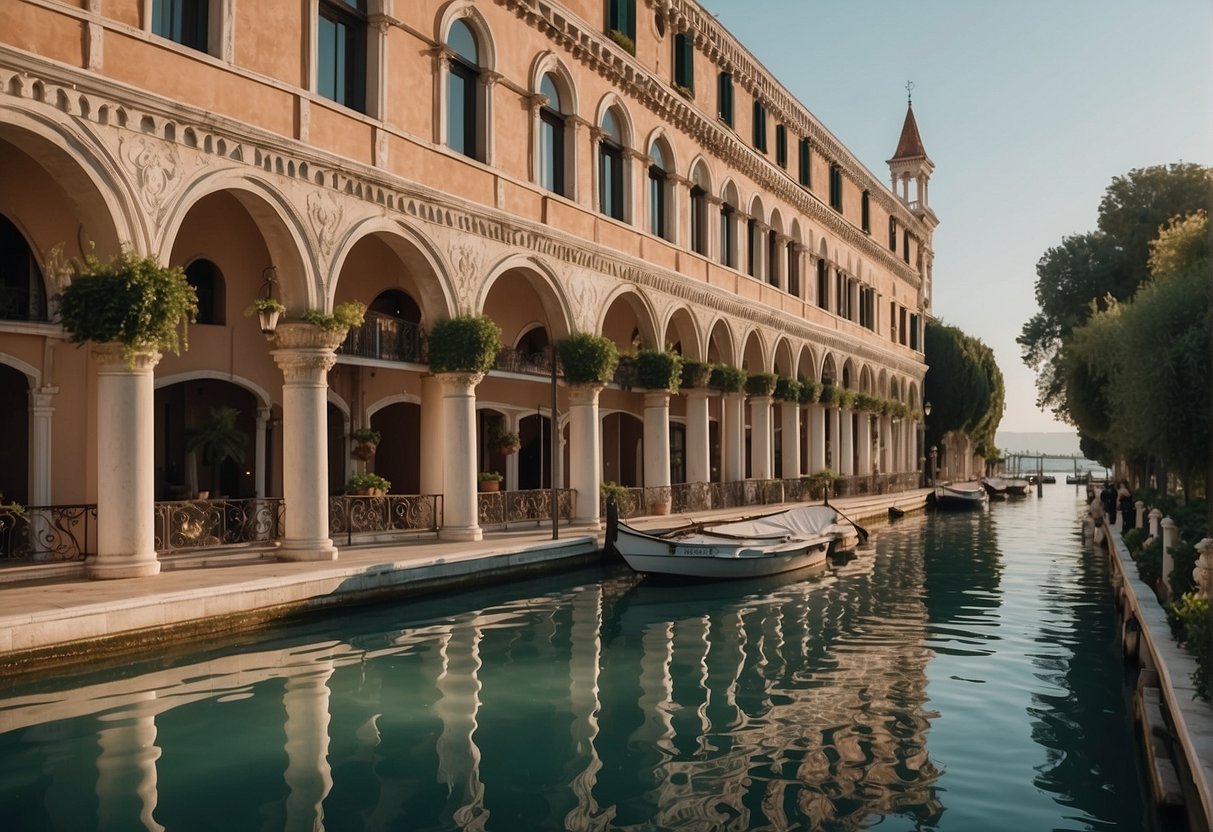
[58,248,198,365]
[300,300,367,332]
[818,382,838,405]
[346,472,390,496]
[803,469,839,500]
[745,372,777,397]
[350,427,381,461]
[798,378,821,405]
[247,297,286,335]
[186,406,247,498]
[773,376,801,402]
[557,333,619,385]
[680,359,711,390]
[634,348,683,392]
[478,471,504,492]
[428,315,502,374]
[489,427,521,456]
[647,485,672,516]
[708,364,747,394]
[600,481,633,514]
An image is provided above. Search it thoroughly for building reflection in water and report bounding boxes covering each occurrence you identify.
[0,541,944,831]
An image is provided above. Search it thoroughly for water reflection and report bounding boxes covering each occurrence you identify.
[0,490,1151,831]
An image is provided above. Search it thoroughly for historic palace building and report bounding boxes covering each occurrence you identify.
[0,0,935,576]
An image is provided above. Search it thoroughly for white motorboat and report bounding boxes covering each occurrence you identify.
[605,504,854,579]
[933,482,987,509]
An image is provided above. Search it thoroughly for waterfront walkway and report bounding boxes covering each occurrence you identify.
[0,491,928,672]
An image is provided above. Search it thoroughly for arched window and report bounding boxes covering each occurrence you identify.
[648,142,669,240]
[0,215,47,322]
[447,19,480,160]
[598,110,625,221]
[538,74,566,195]
[184,259,225,325]
[690,164,711,257]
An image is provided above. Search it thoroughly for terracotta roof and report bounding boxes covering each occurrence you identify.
[890,104,928,161]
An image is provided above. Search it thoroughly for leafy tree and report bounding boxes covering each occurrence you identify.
[924,321,1003,454]
[1019,163,1211,420]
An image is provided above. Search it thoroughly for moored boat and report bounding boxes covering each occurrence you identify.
[606,504,852,579]
[933,482,987,509]
[1005,478,1030,496]
[981,477,1009,499]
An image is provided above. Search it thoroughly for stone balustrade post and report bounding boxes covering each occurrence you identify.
[1160,517,1178,600]
[1148,507,1162,541]
[1135,500,1145,530]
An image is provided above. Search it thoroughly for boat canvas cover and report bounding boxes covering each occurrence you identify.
[677,506,841,542]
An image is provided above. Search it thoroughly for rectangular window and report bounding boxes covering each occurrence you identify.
[752,100,767,152]
[899,307,908,345]
[718,72,734,127]
[720,204,735,267]
[649,169,666,238]
[318,0,366,113]
[888,217,897,251]
[599,145,624,221]
[690,187,706,255]
[746,218,758,276]
[890,300,897,340]
[910,313,921,350]
[829,165,843,212]
[608,0,636,42]
[816,259,828,309]
[674,33,694,93]
[903,229,911,264]
[153,0,209,52]
[540,110,564,195]
[798,138,811,187]
[861,191,870,234]
[775,125,787,168]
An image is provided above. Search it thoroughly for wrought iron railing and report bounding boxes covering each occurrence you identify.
[493,347,555,377]
[338,312,424,363]
[0,504,95,563]
[154,498,283,553]
[478,488,573,527]
[329,494,441,545]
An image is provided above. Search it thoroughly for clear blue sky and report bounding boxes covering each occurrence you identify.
[699,0,1213,433]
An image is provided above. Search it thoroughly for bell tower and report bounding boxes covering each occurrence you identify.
[887,81,933,215]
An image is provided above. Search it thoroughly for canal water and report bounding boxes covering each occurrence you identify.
[0,486,1168,831]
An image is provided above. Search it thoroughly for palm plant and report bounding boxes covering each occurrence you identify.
[187,406,247,496]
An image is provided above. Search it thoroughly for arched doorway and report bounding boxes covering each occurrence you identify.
[602,412,643,486]
[370,402,421,494]
[0,214,48,323]
[0,363,29,503]
[517,412,552,490]
[155,380,258,500]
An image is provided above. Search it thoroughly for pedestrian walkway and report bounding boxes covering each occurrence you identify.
[0,491,928,672]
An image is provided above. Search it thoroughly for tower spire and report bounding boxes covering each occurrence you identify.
[887,84,934,212]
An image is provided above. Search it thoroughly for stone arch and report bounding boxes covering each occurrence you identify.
[661,306,703,359]
[481,255,575,350]
[159,169,317,310]
[720,178,741,208]
[598,284,658,350]
[367,392,422,417]
[840,357,856,390]
[820,352,839,385]
[154,370,272,409]
[644,126,679,174]
[877,368,888,398]
[0,352,41,388]
[859,364,875,394]
[747,194,766,223]
[768,207,785,236]
[0,104,140,265]
[706,318,737,365]
[688,155,714,193]
[594,92,636,151]
[740,328,767,372]
[772,337,795,376]
[328,215,456,326]
[795,343,817,383]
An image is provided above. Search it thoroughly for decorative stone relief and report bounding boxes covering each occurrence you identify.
[449,242,483,313]
[119,134,182,224]
[566,270,608,332]
[306,190,343,257]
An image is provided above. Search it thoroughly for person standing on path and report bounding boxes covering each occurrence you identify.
[1100,482,1117,527]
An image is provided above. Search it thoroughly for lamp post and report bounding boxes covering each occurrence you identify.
[930,445,938,487]
[919,400,932,488]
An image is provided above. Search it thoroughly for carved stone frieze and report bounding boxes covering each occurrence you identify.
[306,190,343,258]
[448,242,483,314]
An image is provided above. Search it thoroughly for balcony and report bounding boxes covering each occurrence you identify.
[338,312,425,364]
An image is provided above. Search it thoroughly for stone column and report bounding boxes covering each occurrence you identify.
[254,406,270,498]
[436,372,483,542]
[28,386,57,507]
[839,407,854,476]
[827,406,840,472]
[857,412,872,476]
[780,401,801,481]
[722,392,745,483]
[271,323,341,561]
[880,415,893,475]
[419,374,445,496]
[282,661,335,832]
[643,391,671,489]
[1193,538,1213,598]
[808,405,826,474]
[750,394,773,480]
[95,696,163,831]
[91,344,161,579]
[685,389,710,484]
[568,384,604,528]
